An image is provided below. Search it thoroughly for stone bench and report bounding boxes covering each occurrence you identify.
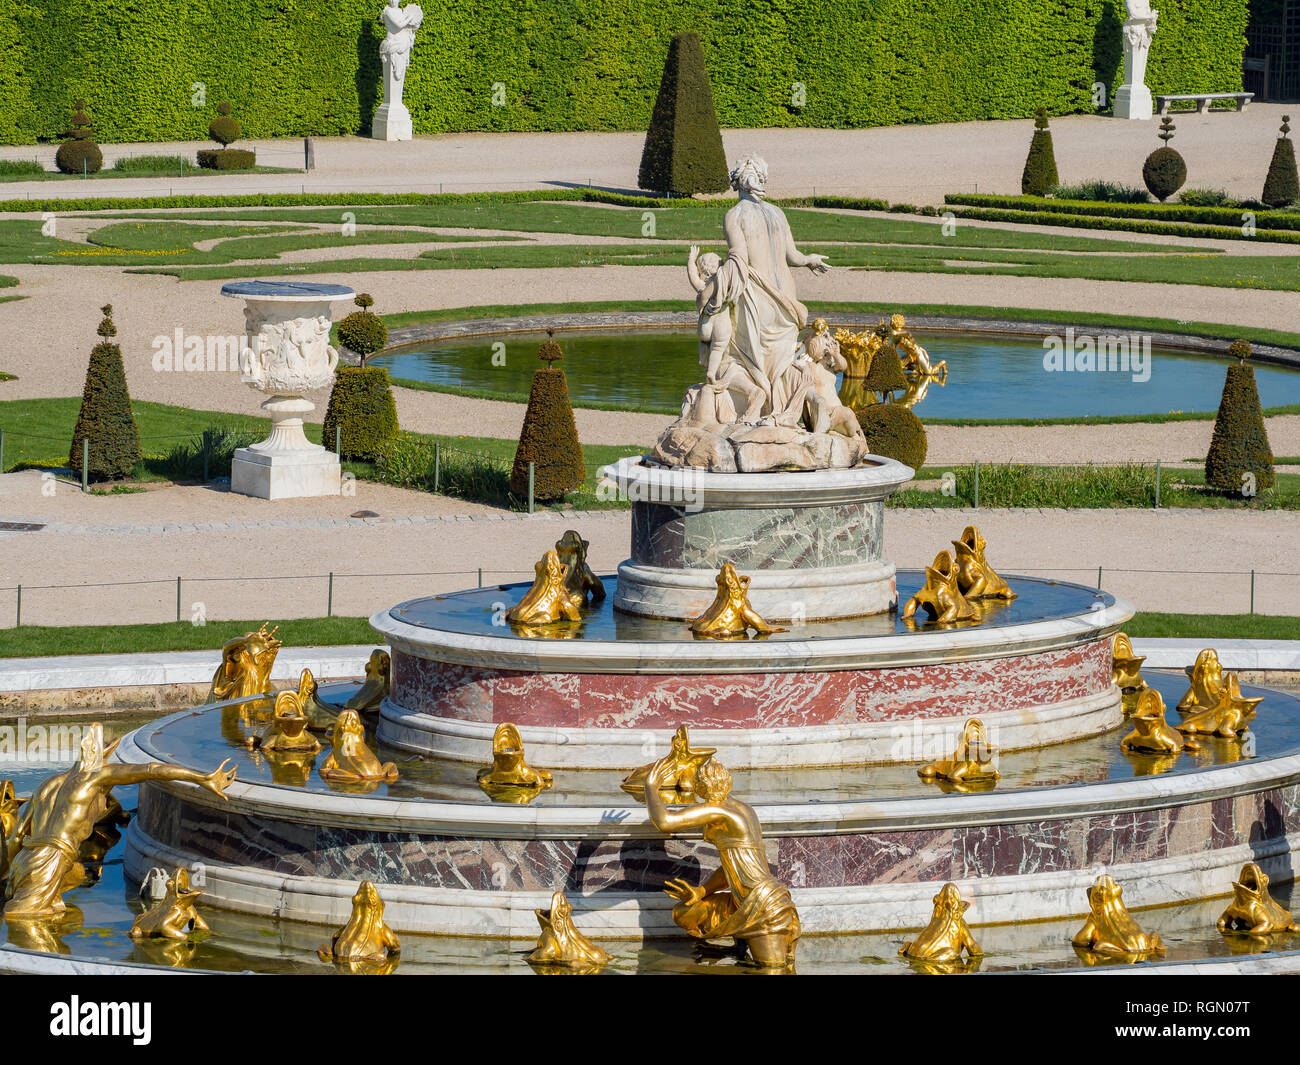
[1155,92,1253,114]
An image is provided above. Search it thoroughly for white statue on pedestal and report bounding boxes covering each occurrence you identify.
[1114,0,1158,120]
[372,0,424,141]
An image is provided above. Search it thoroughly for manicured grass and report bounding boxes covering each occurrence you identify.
[1,611,1294,657]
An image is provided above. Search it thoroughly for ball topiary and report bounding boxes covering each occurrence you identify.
[209,101,241,147]
[1262,116,1299,209]
[336,293,389,367]
[510,335,585,500]
[69,304,142,481]
[637,32,729,196]
[1205,340,1274,495]
[1143,118,1186,202]
[55,99,103,175]
[1021,108,1059,196]
[856,402,927,471]
[322,365,399,462]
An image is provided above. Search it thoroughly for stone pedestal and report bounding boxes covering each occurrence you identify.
[371,101,413,141]
[1115,11,1158,120]
[221,280,355,500]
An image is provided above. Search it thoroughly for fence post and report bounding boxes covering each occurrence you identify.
[327,572,334,617]
[0,427,5,474]
[1154,459,1161,509]
[15,584,20,627]
[477,567,483,588]
[202,430,211,483]
[176,577,182,622]
[528,461,535,514]
[973,461,980,509]
[1097,566,1103,589]
[1250,569,1256,615]
[81,438,89,492]
[434,443,441,493]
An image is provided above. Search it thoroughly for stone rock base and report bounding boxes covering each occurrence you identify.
[371,102,414,141]
[652,421,868,473]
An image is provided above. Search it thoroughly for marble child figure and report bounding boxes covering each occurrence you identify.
[687,245,764,424]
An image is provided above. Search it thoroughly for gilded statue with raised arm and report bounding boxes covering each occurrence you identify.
[640,756,800,968]
[3,724,236,919]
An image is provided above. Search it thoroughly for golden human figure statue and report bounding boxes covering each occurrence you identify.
[621,725,716,801]
[344,650,391,714]
[902,551,976,624]
[477,723,553,801]
[641,757,800,969]
[1121,689,1199,755]
[318,880,401,967]
[555,530,606,604]
[527,891,611,968]
[950,526,1015,600]
[508,549,584,626]
[900,883,983,964]
[319,710,398,783]
[296,667,345,731]
[3,725,236,920]
[1177,648,1225,713]
[1072,874,1164,959]
[918,718,1000,788]
[129,867,210,940]
[690,563,787,640]
[1,779,23,876]
[206,623,281,703]
[1176,674,1263,739]
[253,690,322,754]
[1217,863,1298,936]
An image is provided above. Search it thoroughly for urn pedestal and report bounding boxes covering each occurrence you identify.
[221,281,355,500]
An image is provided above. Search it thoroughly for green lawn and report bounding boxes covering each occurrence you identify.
[0,163,300,182]
[0,611,1293,657]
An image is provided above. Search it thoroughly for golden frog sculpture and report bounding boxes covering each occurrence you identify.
[950,525,1015,600]
[253,690,322,754]
[621,725,716,801]
[1217,862,1298,936]
[1111,632,1147,692]
[318,710,398,783]
[129,867,209,941]
[318,880,401,967]
[477,723,553,801]
[344,649,391,714]
[902,550,976,624]
[555,529,606,605]
[507,549,584,626]
[689,562,787,640]
[296,667,345,731]
[1177,673,1263,739]
[206,623,281,704]
[1072,874,1164,959]
[641,757,800,969]
[899,883,983,964]
[1121,689,1200,755]
[527,891,611,968]
[917,718,999,788]
[1176,647,1225,714]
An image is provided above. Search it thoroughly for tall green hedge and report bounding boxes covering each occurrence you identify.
[0,0,1247,144]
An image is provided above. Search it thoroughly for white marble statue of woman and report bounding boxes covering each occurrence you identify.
[373,0,424,140]
[705,155,830,425]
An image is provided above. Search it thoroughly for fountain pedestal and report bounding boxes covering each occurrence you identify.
[222,281,354,500]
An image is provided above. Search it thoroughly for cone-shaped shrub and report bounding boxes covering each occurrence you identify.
[864,322,910,400]
[857,403,927,471]
[1205,340,1275,494]
[69,304,142,481]
[637,32,729,196]
[1021,108,1058,196]
[1143,117,1187,202]
[1262,115,1299,209]
[323,366,399,462]
[55,99,103,175]
[509,337,585,500]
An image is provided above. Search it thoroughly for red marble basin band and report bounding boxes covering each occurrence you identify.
[389,637,1113,730]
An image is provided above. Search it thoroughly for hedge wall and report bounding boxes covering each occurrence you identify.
[0,0,1247,144]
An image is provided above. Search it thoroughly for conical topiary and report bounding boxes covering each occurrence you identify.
[209,101,242,147]
[322,294,398,462]
[1205,340,1275,495]
[1143,117,1187,202]
[1262,115,1299,209]
[637,32,729,196]
[54,99,103,175]
[1021,108,1058,196]
[864,320,910,401]
[509,335,585,501]
[69,304,142,481]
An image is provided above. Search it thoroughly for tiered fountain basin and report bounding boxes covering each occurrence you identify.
[120,674,1300,940]
[371,572,1129,769]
